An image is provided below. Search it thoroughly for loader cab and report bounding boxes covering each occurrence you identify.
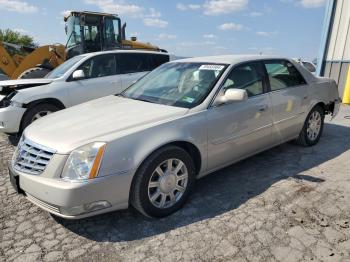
[65,11,122,59]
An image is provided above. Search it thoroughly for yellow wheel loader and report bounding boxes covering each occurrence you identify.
[0,11,165,80]
[0,42,66,79]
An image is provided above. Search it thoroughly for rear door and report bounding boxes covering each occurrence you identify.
[148,53,170,70]
[264,60,309,143]
[66,54,122,106]
[117,53,149,90]
[117,53,170,91]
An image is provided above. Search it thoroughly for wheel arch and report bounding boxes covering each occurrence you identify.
[166,141,202,176]
[128,139,202,206]
[19,98,66,132]
[24,98,66,110]
[309,100,337,115]
[313,101,326,113]
[135,140,202,177]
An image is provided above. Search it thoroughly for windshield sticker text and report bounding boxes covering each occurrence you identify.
[199,65,225,71]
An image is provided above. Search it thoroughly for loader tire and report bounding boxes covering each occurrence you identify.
[18,67,51,79]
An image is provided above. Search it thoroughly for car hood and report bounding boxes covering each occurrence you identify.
[24,96,188,154]
[0,79,53,94]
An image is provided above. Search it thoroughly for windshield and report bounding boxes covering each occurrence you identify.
[123,62,227,108]
[65,16,81,49]
[45,56,84,79]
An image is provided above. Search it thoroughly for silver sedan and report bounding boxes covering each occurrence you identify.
[9,55,340,219]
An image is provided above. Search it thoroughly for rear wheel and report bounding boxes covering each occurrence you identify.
[131,146,195,218]
[21,103,60,131]
[295,105,324,147]
[18,67,51,79]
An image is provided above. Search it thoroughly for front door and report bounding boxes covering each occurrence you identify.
[67,54,122,106]
[206,62,274,171]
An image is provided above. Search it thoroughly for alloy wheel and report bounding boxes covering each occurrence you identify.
[307,111,322,141]
[148,158,188,209]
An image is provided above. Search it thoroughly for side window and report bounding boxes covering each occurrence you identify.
[149,54,170,70]
[222,63,264,97]
[118,53,148,74]
[104,18,121,50]
[264,60,306,91]
[76,55,116,79]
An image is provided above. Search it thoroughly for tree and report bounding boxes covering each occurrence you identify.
[0,29,37,47]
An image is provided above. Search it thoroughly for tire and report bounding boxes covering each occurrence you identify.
[21,103,60,131]
[295,105,324,147]
[130,146,196,218]
[18,67,51,79]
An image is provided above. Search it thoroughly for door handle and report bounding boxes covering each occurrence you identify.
[303,95,308,100]
[258,105,268,112]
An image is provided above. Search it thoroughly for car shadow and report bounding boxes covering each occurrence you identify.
[48,122,350,242]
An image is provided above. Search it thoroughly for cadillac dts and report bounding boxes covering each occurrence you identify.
[9,55,340,219]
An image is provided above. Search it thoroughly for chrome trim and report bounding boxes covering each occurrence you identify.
[13,138,56,175]
[26,194,60,213]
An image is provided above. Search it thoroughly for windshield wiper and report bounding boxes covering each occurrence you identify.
[132,97,155,104]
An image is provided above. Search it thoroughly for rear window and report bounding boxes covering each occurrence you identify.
[264,60,307,91]
[117,53,169,74]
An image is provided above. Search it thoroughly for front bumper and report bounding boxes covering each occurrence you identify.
[9,164,134,219]
[0,106,26,133]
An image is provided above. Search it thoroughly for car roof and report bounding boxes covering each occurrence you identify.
[82,50,169,58]
[173,54,291,65]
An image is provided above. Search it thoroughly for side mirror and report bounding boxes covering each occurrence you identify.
[131,36,137,41]
[214,88,248,106]
[72,70,85,80]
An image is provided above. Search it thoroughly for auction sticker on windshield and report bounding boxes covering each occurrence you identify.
[182,96,195,103]
[199,65,225,71]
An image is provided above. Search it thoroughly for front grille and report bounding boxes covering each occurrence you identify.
[26,194,60,213]
[13,138,56,175]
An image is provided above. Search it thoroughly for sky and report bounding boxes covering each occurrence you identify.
[0,0,328,60]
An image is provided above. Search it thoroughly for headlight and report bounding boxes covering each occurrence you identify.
[61,142,106,182]
[10,101,23,108]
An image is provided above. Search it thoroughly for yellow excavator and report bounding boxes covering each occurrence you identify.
[0,11,165,79]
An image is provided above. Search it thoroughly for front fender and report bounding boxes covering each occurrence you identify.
[98,111,208,179]
[11,84,68,107]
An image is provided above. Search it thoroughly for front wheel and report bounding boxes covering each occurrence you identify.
[131,146,195,218]
[295,105,324,147]
[21,103,60,132]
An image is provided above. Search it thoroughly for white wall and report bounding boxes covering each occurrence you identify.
[326,0,350,61]
[324,0,350,96]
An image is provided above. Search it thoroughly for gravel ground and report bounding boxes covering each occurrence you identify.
[1,106,350,262]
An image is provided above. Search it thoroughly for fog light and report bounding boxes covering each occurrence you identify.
[60,201,111,216]
[60,205,85,216]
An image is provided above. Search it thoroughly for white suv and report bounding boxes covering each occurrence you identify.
[0,50,169,134]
